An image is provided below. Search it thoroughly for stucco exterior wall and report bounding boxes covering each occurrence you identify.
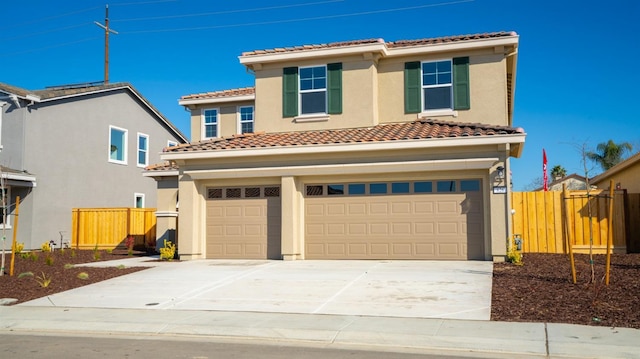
[189,100,254,140]
[377,50,508,126]
[253,55,378,132]
[593,163,640,193]
[11,90,184,249]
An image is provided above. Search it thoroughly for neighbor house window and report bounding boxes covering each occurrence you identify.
[0,187,11,229]
[109,126,127,164]
[202,109,219,139]
[404,57,470,113]
[134,193,145,208]
[239,106,254,133]
[282,63,342,117]
[167,140,178,147]
[422,60,452,111]
[137,133,149,167]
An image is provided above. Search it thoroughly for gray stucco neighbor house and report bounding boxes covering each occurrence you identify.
[0,81,187,250]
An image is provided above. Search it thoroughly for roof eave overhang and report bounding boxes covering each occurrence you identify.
[161,133,527,161]
[239,36,519,68]
[178,94,255,106]
[142,170,179,178]
[2,173,37,187]
[239,42,388,66]
[591,153,640,184]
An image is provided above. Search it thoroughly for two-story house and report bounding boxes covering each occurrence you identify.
[0,82,188,250]
[148,32,526,261]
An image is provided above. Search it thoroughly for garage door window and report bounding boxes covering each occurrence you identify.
[208,186,281,199]
[305,180,480,197]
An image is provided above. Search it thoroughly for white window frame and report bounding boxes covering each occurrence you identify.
[421,59,453,112]
[167,140,178,147]
[134,193,145,208]
[237,105,254,134]
[0,186,12,229]
[201,108,219,140]
[137,132,149,168]
[108,125,128,165]
[298,64,327,116]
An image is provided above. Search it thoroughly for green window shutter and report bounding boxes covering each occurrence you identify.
[453,57,470,110]
[404,61,421,113]
[282,67,298,117]
[327,63,342,114]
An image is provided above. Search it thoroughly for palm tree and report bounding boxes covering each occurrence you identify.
[550,165,567,180]
[586,140,633,171]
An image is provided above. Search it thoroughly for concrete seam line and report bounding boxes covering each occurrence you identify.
[544,323,550,358]
[312,262,382,314]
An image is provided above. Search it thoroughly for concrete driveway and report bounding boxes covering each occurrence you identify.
[20,258,493,320]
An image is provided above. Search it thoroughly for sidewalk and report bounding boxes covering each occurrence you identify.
[1,306,639,358]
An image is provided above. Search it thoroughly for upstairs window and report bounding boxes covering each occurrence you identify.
[167,140,178,147]
[137,133,149,167]
[282,63,342,117]
[109,126,127,164]
[239,106,254,133]
[299,65,327,115]
[422,60,452,110]
[405,57,470,113]
[202,108,219,139]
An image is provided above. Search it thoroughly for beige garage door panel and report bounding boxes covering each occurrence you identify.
[306,193,483,260]
[206,198,281,259]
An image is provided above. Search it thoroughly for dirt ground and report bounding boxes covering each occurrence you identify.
[1,249,639,329]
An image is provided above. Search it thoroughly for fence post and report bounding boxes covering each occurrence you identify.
[605,179,614,285]
[563,184,577,284]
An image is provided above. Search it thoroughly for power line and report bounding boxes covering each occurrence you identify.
[0,6,100,31]
[0,37,101,58]
[123,0,474,34]
[1,23,92,42]
[112,0,344,22]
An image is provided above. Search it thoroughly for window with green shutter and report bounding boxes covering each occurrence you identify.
[327,63,342,114]
[282,67,298,117]
[404,61,421,113]
[405,57,470,113]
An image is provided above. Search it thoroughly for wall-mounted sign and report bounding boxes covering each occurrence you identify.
[493,186,507,194]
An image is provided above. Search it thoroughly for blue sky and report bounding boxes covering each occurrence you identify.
[1,0,638,190]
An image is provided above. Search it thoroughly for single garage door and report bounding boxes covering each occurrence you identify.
[206,186,281,259]
[305,180,484,260]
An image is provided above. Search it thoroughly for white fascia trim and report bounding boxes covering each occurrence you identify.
[2,173,37,186]
[161,134,526,161]
[386,36,519,58]
[155,211,178,217]
[178,94,255,106]
[142,170,179,177]
[239,42,388,66]
[185,158,499,180]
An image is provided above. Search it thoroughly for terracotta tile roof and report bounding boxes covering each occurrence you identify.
[387,31,516,48]
[241,39,384,56]
[180,87,255,101]
[168,119,524,153]
[145,161,179,172]
[240,32,515,57]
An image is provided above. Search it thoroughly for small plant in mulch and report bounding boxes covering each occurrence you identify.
[159,240,176,261]
[92,244,101,261]
[77,272,89,280]
[64,263,74,269]
[45,255,54,266]
[28,252,39,261]
[70,249,76,258]
[18,272,34,278]
[35,272,51,288]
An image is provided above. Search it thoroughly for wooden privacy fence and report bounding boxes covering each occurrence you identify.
[511,190,628,254]
[71,208,157,250]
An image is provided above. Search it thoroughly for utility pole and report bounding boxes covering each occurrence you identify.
[94,4,118,84]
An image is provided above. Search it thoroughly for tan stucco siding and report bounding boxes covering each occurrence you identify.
[253,55,378,132]
[189,100,255,141]
[377,51,508,126]
[593,164,640,193]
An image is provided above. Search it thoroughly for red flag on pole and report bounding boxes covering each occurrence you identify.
[543,149,548,191]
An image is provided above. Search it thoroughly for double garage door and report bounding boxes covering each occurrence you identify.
[206,179,484,260]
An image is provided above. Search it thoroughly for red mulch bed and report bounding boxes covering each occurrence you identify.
[492,253,640,329]
[2,249,639,329]
[0,249,148,304]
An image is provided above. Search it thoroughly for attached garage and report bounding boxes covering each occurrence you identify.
[206,186,281,259]
[304,180,484,260]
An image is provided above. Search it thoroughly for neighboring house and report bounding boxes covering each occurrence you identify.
[536,173,589,191]
[146,31,526,261]
[0,81,188,250]
[591,152,640,193]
